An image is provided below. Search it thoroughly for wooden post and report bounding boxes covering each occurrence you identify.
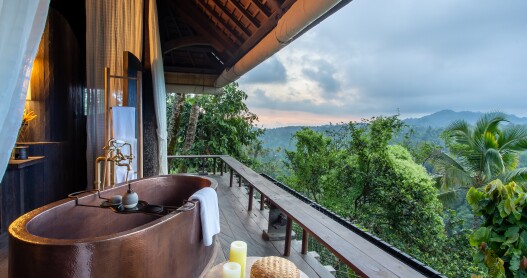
[238,175,242,187]
[136,71,143,178]
[229,168,233,187]
[220,160,223,176]
[248,185,254,211]
[104,67,111,187]
[260,194,265,210]
[301,229,308,254]
[213,158,216,175]
[284,217,293,256]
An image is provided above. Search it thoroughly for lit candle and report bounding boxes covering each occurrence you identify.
[222,262,241,278]
[229,241,247,278]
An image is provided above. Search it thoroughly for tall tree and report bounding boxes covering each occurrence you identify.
[195,83,262,162]
[285,128,336,202]
[167,93,185,154]
[182,98,200,154]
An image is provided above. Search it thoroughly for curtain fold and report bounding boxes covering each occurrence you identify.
[148,0,168,175]
[0,0,50,182]
[85,0,143,188]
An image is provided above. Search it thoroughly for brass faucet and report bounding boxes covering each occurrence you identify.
[94,138,134,190]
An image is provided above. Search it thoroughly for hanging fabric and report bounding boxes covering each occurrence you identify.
[0,0,50,182]
[148,0,168,175]
[85,0,143,188]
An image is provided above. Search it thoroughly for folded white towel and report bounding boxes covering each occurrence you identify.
[189,187,220,246]
[111,106,135,139]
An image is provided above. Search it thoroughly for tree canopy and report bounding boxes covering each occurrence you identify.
[167,82,263,167]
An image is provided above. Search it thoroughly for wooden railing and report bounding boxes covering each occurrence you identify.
[168,155,444,278]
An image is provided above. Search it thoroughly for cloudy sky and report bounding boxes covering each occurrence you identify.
[237,0,527,128]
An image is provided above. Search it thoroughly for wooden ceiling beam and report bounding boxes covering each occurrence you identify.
[164,66,222,75]
[281,0,297,12]
[265,0,282,13]
[165,71,219,87]
[210,0,253,37]
[194,0,246,44]
[162,36,224,54]
[250,0,272,18]
[171,0,237,57]
[226,0,261,27]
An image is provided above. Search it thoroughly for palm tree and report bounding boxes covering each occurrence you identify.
[433,112,527,200]
[433,112,527,229]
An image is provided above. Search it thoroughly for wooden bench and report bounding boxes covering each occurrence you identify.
[168,155,442,277]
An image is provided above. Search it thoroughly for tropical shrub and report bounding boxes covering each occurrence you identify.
[467,179,527,277]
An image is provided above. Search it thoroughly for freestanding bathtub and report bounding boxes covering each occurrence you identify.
[8,174,218,278]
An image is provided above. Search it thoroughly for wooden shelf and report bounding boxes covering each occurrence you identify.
[8,156,45,170]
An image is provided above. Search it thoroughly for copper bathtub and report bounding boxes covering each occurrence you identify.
[8,174,218,278]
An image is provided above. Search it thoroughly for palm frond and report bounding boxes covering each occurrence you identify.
[483,148,505,178]
[483,131,499,150]
[474,112,507,137]
[498,125,527,151]
[431,152,472,190]
[445,120,472,145]
[500,167,527,183]
[437,188,462,207]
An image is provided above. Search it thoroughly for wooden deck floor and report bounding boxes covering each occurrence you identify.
[0,173,330,277]
[212,174,331,277]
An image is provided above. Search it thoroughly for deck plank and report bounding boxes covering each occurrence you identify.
[214,175,321,277]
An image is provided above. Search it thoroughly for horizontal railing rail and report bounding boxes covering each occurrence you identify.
[168,155,444,278]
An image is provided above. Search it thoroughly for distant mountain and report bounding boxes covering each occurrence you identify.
[403,109,527,127]
[259,110,527,152]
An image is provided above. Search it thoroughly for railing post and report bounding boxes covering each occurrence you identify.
[284,217,293,256]
[220,160,223,176]
[301,229,308,254]
[213,158,216,175]
[260,194,265,210]
[229,168,233,187]
[263,204,294,241]
[238,175,242,187]
[248,185,254,211]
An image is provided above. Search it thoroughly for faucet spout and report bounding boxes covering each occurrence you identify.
[94,138,135,190]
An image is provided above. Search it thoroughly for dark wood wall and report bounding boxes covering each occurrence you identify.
[25,8,86,189]
[142,0,160,177]
[0,8,87,233]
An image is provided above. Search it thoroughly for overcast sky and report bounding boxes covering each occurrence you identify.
[237,0,527,128]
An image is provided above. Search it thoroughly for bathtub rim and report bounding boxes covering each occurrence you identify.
[8,174,218,245]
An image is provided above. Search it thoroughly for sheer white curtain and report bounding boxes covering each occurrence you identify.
[148,0,168,174]
[0,0,50,182]
[86,0,143,188]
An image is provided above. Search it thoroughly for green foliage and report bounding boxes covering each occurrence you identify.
[280,115,486,277]
[195,83,263,162]
[284,128,337,202]
[168,83,263,170]
[467,179,527,277]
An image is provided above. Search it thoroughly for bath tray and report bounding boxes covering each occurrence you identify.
[108,201,166,215]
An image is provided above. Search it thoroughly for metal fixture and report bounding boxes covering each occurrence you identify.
[94,138,134,190]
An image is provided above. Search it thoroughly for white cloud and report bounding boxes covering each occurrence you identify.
[239,0,527,126]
